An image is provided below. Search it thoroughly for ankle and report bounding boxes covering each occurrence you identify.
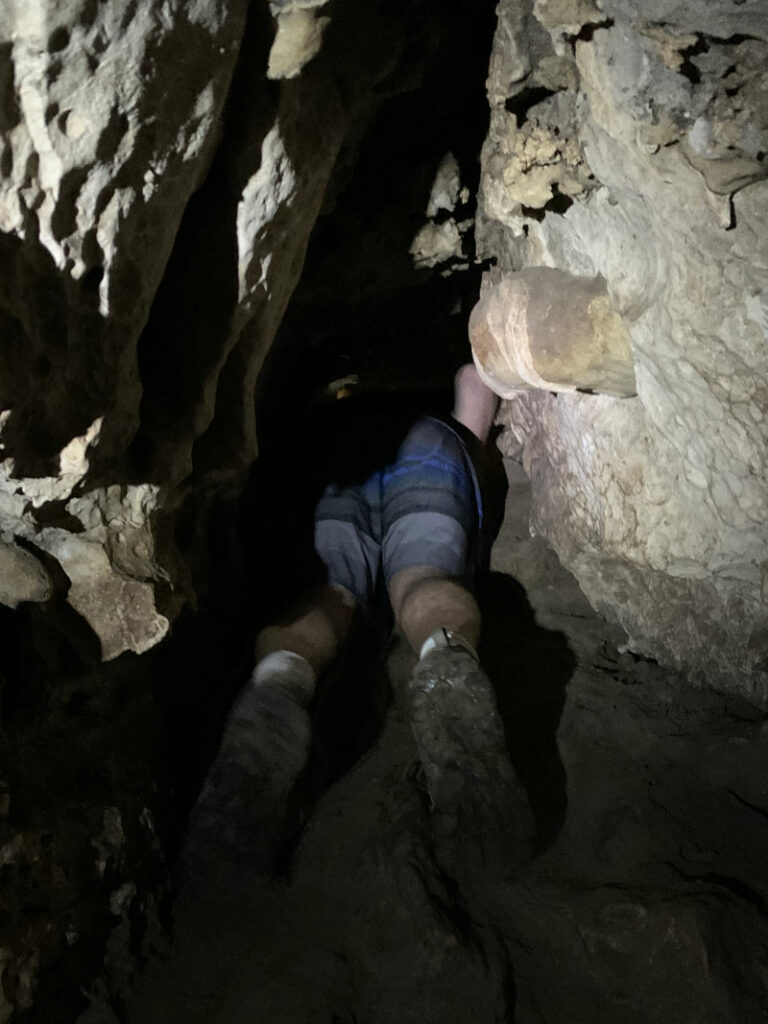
[418,628,479,663]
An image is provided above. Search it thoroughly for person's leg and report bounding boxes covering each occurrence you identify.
[240,470,379,704]
[380,411,477,647]
[388,565,480,657]
[452,361,499,444]
[385,363,499,656]
[254,582,356,686]
[185,485,377,879]
[382,412,534,889]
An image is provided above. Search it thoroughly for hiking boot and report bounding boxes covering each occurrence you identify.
[183,663,314,878]
[408,645,535,886]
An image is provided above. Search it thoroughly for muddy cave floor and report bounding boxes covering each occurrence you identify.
[127,460,768,1024]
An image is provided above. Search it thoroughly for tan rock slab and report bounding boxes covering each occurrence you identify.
[470,268,637,398]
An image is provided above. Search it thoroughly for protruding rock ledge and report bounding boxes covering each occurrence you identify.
[469,267,637,398]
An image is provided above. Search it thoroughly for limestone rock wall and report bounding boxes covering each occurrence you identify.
[0,0,249,659]
[477,0,768,699]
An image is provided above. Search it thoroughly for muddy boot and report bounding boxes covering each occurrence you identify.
[182,652,315,880]
[407,640,535,892]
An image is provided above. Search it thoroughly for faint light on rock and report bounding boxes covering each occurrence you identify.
[0,542,52,608]
[267,1,331,80]
[237,126,296,303]
[426,152,462,217]
[410,154,472,271]
[0,417,170,659]
[533,0,603,31]
[410,220,464,270]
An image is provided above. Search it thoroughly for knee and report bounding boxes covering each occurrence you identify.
[399,575,478,630]
[389,567,480,653]
[389,566,439,624]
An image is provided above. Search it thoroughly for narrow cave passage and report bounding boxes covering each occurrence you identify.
[126,3,578,1019]
[1,0,767,1021]
[149,0,504,845]
[128,6,768,1024]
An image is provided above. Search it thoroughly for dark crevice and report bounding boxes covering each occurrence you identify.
[31,500,85,533]
[505,86,558,127]
[521,184,574,221]
[726,195,737,231]
[14,537,72,595]
[702,871,768,918]
[521,205,545,222]
[544,185,574,215]
[566,18,614,50]
[726,788,768,824]
[675,30,758,85]
[678,36,709,84]
[127,0,276,483]
[664,854,768,918]
[713,33,755,44]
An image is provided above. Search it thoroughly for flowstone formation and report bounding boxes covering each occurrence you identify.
[476,0,768,698]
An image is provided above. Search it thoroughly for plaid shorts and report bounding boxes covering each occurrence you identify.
[314,415,479,608]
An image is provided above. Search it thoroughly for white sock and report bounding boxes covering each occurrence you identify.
[419,629,479,663]
[252,650,316,704]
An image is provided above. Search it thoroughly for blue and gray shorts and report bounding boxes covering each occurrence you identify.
[314,415,480,609]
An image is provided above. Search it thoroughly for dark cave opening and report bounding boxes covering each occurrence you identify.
[254,5,499,430]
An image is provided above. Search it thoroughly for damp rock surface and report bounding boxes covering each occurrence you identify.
[478,0,768,699]
[0,0,248,656]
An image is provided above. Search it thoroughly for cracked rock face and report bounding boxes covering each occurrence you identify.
[478,0,768,698]
[0,0,248,658]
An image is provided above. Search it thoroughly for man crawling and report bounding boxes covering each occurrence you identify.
[186,362,534,881]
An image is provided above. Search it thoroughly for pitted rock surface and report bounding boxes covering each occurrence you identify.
[478,0,768,697]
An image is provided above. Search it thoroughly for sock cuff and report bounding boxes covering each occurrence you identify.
[253,650,316,701]
[419,629,479,663]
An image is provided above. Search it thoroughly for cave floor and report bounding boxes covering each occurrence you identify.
[126,460,768,1024]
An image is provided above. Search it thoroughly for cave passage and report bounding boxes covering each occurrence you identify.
[3,0,768,1020]
[129,5,768,1023]
[157,0,503,823]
